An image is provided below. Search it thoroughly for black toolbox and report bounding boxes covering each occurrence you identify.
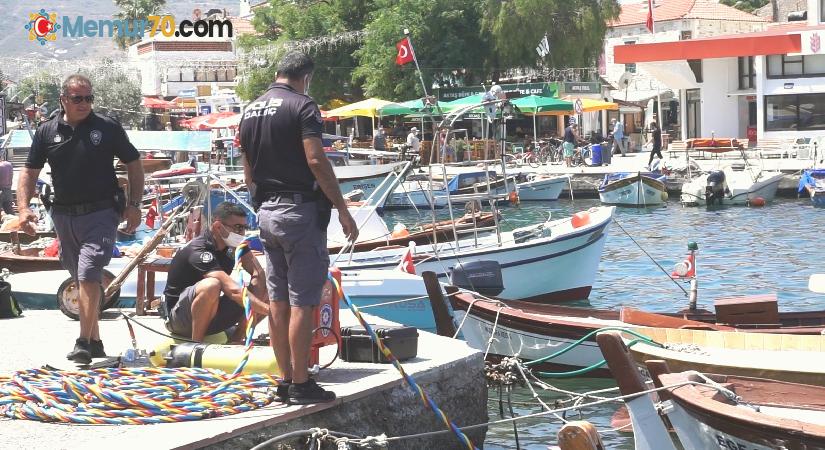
[340,325,419,363]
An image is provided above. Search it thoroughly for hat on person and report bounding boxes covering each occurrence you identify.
[411,127,419,132]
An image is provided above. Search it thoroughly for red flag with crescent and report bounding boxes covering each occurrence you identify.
[396,37,414,65]
[646,0,655,33]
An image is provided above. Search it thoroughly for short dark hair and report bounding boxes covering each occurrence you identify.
[213,202,247,222]
[61,74,92,95]
[277,51,315,80]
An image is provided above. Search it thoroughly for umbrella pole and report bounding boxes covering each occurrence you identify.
[533,114,538,154]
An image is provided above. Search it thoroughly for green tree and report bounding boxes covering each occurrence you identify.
[353,0,488,101]
[237,0,374,105]
[112,0,167,50]
[482,0,620,75]
[720,0,769,13]
[17,71,61,113]
[85,61,143,128]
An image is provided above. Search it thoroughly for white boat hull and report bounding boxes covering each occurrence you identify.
[516,175,567,201]
[334,206,615,302]
[599,175,666,207]
[454,310,616,368]
[680,170,784,206]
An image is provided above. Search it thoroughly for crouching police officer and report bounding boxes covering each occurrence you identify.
[162,202,269,342]
[18,74,145,364]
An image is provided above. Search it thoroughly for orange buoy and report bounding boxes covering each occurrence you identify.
[509,190,520,205]
[391,223,410,238]
[571,211,590,228]
[749,197,766,207]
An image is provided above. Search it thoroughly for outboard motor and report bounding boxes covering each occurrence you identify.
[705,170,727,206]
[449,260,504,297]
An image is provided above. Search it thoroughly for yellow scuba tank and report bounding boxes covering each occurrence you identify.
[164,342,281,376]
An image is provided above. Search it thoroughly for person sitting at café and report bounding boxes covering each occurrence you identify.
[162,202,269,342]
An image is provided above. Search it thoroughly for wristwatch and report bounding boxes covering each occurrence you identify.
[128,200,141,208]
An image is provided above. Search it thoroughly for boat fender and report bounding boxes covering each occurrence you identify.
[749,196,766,207]
[449,260,504,297]
[661,191,669,202]
[571,211,590,228]
[392,223,409,238]
[509,190,520,205]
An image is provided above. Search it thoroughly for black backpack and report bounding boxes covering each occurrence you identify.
[0,280,22,318]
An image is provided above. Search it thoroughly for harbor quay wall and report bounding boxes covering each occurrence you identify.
[214,353,488,450]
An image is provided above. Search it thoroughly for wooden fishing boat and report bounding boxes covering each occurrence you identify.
[0,230,57,244]
[598,172,667,207]
[327,211,498,253]
[0,247,62,273]
[597,331,825,450]
[648,362,825,450]
[450,292,825,378]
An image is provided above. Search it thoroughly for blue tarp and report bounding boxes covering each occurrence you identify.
[2,129,211,152]
[798,169,825,193]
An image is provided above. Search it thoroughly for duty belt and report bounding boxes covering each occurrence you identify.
[269,191,318,204]
[50,199,116,216]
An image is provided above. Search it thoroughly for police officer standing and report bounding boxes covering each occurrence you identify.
[17,74,144,364]
[239,52,358,404]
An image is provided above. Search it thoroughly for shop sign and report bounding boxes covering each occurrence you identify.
[562,82,601,95]
[436,82,558,101]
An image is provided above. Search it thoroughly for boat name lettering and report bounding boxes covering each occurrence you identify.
[714,434,756,450]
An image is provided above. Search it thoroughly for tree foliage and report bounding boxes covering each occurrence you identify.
[720,0,769,13]
[17,72,61,114]
[113,0,167,50]
[85,61,143,128]
[239,0,620,103]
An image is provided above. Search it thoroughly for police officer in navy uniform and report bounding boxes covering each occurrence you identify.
[17,74,145,364]
[239,51,358,404]
[162,202,269,342]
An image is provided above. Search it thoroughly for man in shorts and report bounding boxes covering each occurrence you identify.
[239,51,358,404]
[163,202,269,342]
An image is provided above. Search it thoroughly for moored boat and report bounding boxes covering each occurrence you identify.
[515,173,569,201]
[799,169,825,207]
[680,166,784,206]
[598,172,667,207]
[449,292,825,378]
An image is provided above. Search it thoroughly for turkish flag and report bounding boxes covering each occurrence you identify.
[396,242,416,274]
[645,0,654,33]
[396,37,414,65]
[145,198,159,228]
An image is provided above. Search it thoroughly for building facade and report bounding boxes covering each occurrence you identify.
[604,0,766,143]
[614,0,825,141]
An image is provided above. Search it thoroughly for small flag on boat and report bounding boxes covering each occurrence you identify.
[396,37,415,65]
[646,0,655,33]
[396,242,416,274]
[145,198,159,228]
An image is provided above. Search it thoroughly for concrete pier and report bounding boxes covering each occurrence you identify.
[0,310,487,450]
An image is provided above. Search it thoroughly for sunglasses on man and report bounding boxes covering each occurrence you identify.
[222,223,248,233]
[65,95,94,104]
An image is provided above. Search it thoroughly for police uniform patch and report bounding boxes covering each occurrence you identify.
[314,109,323,125]
[200,252,214,264]
[90,130,102,146]
[54,134,62,143]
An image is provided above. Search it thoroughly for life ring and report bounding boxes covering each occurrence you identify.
[150,166,197,179]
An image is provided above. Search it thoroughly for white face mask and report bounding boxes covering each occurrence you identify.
[221,225,246,248]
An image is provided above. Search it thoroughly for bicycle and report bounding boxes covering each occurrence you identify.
[571,143,593,167]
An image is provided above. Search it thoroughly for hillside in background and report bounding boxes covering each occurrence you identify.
[3,1,238,70]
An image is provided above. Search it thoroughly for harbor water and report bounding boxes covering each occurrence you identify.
[384,197,825,449]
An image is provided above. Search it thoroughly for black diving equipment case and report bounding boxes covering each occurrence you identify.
[340,325,419,363]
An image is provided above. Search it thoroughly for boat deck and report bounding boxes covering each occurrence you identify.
[0,310,487,450]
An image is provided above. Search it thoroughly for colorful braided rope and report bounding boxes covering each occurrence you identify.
[0,240,277,425]
[0,367,278,424]
[329,274,478,450]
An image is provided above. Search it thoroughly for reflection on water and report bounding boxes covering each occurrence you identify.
[384,198,825,448]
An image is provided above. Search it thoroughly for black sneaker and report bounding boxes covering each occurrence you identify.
[275,379,291,403]
[287,379,336,405]
[90,339,106,358]
[66,338,92,365]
